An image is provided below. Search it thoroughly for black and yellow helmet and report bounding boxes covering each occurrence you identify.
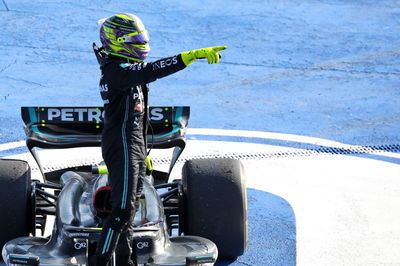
[99,13,150,62]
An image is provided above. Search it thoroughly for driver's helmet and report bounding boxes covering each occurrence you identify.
[98,13,150,62]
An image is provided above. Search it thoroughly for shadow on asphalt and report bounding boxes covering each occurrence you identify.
[216,188,297,266]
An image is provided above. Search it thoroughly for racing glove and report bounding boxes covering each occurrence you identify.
[181,46,227,66]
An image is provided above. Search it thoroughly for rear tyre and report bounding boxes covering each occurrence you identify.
[0,159,33,250]
[182,158,248,259]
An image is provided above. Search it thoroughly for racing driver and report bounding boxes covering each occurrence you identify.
[93,13,226,266]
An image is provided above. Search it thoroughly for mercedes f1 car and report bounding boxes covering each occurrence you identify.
[0,106,247,265]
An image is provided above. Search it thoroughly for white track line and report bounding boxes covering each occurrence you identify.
[0,140,25,152]
[187,128,347,147]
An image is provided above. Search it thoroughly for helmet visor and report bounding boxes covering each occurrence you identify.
[117,30,150,44]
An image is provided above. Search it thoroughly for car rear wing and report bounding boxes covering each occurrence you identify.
[21,106,190,180]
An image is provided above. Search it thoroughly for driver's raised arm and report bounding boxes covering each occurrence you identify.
[102,54,186,91]
[101,46,227,91]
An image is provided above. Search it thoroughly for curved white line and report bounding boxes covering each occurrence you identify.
[187,128,346,147]
[0,128,371,154]
[0,140,25,152]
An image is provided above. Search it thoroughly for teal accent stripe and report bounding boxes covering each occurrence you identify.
[29,107,77,140]
[121,97,129,209]
[196,255,213,258]
[10,255,32,259]
[102,228,113,254]
[32,125,77,140]
[174,106,183,123]
[148,107,183,140]
[120,63,130,68]
[28,107,38,123]
[149,107,183,140]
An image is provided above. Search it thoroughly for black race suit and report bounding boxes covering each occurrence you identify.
[95,54,186,266]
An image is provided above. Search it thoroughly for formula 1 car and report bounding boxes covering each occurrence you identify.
[0,106,247,265]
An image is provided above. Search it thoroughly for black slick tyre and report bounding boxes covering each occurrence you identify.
[182,158,248,259]
[0,159,32,250]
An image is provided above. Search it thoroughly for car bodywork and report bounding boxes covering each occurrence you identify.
[2,106,219,265]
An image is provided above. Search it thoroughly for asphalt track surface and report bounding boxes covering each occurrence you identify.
[1,0,400,265]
